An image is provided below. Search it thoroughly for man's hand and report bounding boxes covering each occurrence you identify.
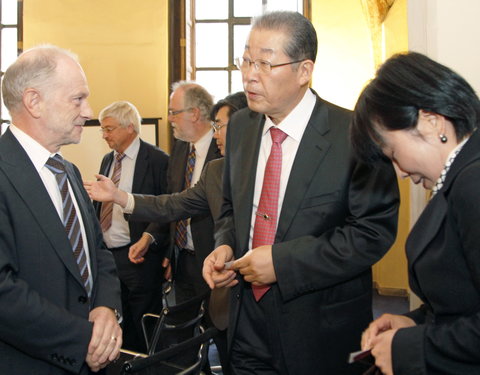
[128,233,152,264]
[84,174,128,207]
[232,245,276,285]
[86,306,122,372]
[203,245,237,289]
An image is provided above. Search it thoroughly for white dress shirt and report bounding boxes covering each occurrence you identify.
[9,124,93,286]
[102,136,140,248]
[184,129,215,250]
[249,89,316,248]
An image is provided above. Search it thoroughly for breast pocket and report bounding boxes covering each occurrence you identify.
[300,190,341,209]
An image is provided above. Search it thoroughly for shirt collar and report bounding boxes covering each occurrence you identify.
[9,124,62,173]
[192,128,214,157]
[116,136,140,161]
[263,89,316,141]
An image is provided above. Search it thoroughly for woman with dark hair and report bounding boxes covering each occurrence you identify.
[352,52,480,375]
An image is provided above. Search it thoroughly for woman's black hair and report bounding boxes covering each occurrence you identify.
[350,52,480,163]
[210,91,248,121]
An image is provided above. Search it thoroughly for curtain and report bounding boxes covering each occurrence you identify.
[361,0,396,68]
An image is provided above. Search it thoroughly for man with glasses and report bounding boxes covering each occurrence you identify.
[152,81,222,306]
[94,100,169,353]
[203,11,400,375]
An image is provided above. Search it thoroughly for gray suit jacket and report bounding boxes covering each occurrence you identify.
[216,93,400,374]
[0,129,121,374]
[128,158,229,329]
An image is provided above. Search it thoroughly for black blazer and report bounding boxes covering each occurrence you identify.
[216,93,400,374]
[94,139,169,252]
[166,137,222,286]
[392,129,480,375]
[0,129,121,374]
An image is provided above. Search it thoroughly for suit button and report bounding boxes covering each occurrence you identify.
[236,294,240,299]
[78,296,88,304]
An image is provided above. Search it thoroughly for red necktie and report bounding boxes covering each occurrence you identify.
[252,127,287,301]
[100,152,125,232]
[175,145,196,248]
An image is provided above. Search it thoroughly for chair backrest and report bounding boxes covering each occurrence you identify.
[121,327,218,375]
[142,285,209,357]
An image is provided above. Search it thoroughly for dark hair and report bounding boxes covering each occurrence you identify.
[251,11,317,63]
[210,91,248,121]
[351,52,480,163]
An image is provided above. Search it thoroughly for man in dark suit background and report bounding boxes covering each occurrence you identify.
[0,45,121,374]
[203,11,400,375]
[94,100,169,352]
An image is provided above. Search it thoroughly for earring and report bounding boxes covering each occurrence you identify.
[439,134,448,143]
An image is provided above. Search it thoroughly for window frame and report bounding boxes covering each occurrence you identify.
[0,0,22,135]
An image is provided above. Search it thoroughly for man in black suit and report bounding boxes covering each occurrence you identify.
[0,45,121,374]
[203,12,400,375]
[94,101,169,352]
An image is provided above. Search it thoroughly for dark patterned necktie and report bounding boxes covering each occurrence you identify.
[252,127,287,301]
[175,145,196,248]
[100,152,126,232]
[45,154,92,296]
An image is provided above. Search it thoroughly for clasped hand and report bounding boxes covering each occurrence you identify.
[202,244,276,289]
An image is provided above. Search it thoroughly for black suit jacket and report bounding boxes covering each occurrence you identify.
[166,137,222,288]
[216,93,400,374]
[0,129,121,374]
[392,129,480,375]
[94,139,169,252]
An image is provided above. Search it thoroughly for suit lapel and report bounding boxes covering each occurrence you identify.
[276,99,332,241]
[0,130,85,286]
[132,139,148,193]
[233,114,264,253]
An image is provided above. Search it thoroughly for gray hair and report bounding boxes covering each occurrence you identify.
[171,81,213,121]
[251,11,317,63]
[2,44,78,114]
[99,100,142,134]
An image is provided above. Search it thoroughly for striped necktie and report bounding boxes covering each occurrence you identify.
[45,154,92,296]
[174,144,196,249]
[100,152,126,232]
[252,127,287,301]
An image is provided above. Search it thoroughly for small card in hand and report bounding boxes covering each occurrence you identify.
[348,349,374,365]
[348,349,381,375]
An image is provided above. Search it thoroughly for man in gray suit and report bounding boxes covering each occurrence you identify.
[203,11,400,375]
[0,45,121,374]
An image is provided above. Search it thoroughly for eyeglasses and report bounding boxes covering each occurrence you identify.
[211,120,227,132]
[99,126,120,134]
[168,107,193,116]
[234,57,305,74]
